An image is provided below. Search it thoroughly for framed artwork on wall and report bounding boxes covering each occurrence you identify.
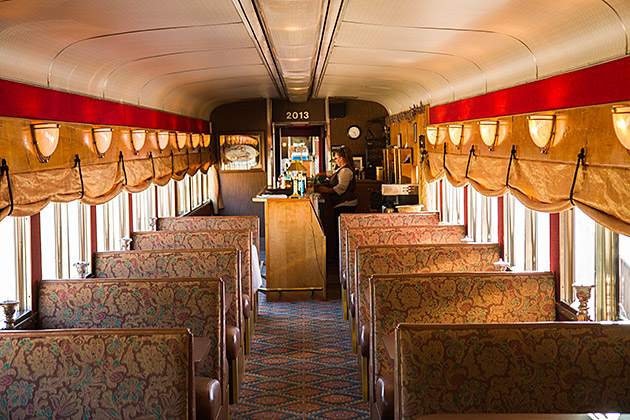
[218,132,265,171]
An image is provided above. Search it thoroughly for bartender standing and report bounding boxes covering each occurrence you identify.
[315,146,358,258]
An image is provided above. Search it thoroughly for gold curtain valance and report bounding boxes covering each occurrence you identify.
[420,104,630,236]
[0,116,216,221]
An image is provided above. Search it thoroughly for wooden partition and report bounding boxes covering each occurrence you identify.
[264,197,326,301]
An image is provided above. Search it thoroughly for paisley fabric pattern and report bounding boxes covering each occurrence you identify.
[93,249,241,335]
[369,272,556,402]
[157,215,260,251]
[0,328,193,420]
[338,212,440,284]
[132,229,252,297]
[346,225,466,318]
[356,242,500,349]
[396,323,630,419]
[38,278,225,382]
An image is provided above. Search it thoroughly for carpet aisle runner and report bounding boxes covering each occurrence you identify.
[229,288,370,420]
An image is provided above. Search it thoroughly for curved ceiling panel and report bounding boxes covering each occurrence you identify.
[0,0,629,118]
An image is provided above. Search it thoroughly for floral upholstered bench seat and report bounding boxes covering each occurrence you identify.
[93,247,243,368]
[345,225,466,351]
[338,212,440,316]
[131,229,256,355]
[395,322,630,420]
[38,277,230,418]
[0,328,197,420]
[369,271,556,420]
[355,242,501,398]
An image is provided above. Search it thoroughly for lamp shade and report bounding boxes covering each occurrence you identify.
[177,132,188,149]
[92,128,113,157]
[612,105,630,150]
[287,161,307,173]
[131,129,146,153]
[479,120,499,150]
[31,123,60,163]
[157,131,170,150]
[426,126,439,146]
[448,124,463,148]
[527,114,555,153]
[202,134,211,147]
[191,133,200,148]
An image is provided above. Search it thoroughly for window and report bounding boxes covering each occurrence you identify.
[468,187,498,243]
[96,193,129,251]
[504,193,550,271]
[177,178,191,215]
[133,187,156,232]
[561,207,620,321]
[40,201,90,279]
[0,216,31,311]
[158,181,176,218]
[424,180,440,213]
[441,181,464,225]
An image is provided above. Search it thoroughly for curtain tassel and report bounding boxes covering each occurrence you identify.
[118,151,128,185]
[465,145,475,178]
[1,159,14,216]
[505,145,517,187]
[74,154,85,199]
[171,151,175,176]
[570,147,586,205]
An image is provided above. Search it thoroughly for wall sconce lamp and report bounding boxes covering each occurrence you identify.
[176,132,188,150]
[191,133,200,148]
[31,123,60,163]
[611,105,630,150]
[527,114,556,153]
[448,124,463,149]
[479,120,499,150]
[426,126,439,146]
[157,131,170,151]
[92,127,113,158]
[131,129,146,154]
[202,134,211,148]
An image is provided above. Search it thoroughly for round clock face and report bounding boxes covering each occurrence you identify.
[347,125,361,139]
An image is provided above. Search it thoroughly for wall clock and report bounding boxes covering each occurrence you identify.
[347,125,361,139]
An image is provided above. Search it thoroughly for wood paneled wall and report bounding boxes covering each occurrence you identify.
[211,100,268,238]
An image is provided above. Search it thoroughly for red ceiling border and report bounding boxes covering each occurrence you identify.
[429,56,630,125]
[0,78,209,132]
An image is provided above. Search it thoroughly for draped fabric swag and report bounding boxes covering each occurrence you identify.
[389,103,630,237]
[0,117,217,222]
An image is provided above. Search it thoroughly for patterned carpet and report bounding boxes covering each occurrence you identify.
[229,286,370,419]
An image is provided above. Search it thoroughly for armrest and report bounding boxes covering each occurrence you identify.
[195,376,222,420]
[225,325,242,361]
[349,292,356,317]
[375,373,394,420]
[242,294,251,319]
[359,325,370,357]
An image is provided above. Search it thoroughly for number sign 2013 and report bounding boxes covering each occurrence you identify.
[285,111,310,120]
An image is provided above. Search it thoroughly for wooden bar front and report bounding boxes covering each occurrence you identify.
[264,198,326,301]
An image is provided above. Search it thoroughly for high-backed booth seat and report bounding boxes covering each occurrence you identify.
[355,242,501,399]
[38,278,229,420]
[345,225,466,351]
[156,216,263,323]
[0,328,199,420]
[395,322,630,420]
[92,248,243,404]
[131,229,255,355]
[338,212,440,318]
[370,271,556,420]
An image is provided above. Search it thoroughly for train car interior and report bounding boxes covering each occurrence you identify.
[1,1,630,419]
